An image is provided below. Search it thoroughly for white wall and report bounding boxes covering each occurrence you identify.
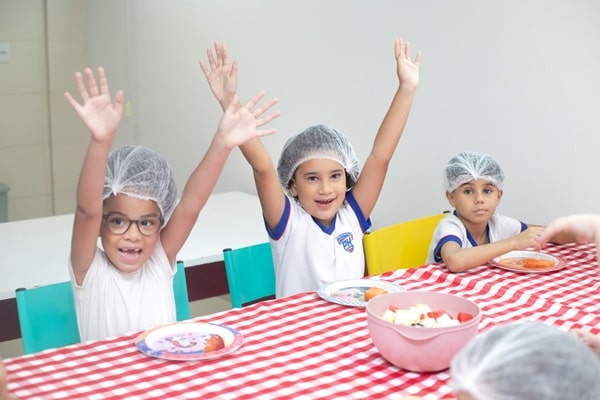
[87,0,600,229]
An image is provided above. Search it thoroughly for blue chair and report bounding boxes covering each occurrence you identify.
[16,281,81,354]
[16,261,190,354]
[223,242,276,308]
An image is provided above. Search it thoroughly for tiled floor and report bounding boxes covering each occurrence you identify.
[0,295,232,359]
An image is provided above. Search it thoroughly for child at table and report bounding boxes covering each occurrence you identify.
[65,67,279,340]
[200,38,421,297]
[398,321,600,400]
[426,151,572,273]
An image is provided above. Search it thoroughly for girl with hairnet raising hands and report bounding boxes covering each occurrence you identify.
[64,67,279,341]
[201,38,420,297]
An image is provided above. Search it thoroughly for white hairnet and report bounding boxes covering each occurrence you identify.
[450,321,600,400]
[445,151,504,192]
[103,145,177,221]
[277,124,360,192]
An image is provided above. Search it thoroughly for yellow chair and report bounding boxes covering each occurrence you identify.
[363,211,449,275]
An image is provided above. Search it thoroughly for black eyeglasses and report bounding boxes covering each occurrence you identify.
[102,214,163,236]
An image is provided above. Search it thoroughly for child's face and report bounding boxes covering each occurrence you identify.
[446,179,503,226]
[101,194,162,273]
[289,158,347,228]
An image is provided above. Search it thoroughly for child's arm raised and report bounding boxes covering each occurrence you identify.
[160,92,280,264]
[64,67,124,284]
[200,41,286,231]
[199,41,238,111]
[352,37,421,219]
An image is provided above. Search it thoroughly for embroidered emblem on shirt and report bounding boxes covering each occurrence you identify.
[337,232,354,253]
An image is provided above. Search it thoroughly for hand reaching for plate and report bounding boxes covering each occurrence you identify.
[537,214,600,266]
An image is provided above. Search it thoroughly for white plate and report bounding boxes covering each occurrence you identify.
[317,279,405,307]
[135,322,243,361]
[491,250,566,273]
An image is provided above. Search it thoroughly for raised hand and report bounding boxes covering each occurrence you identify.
[216,91,280,149]
[395,37,422,89]
[64,67,124,142]
[199,41,238,109]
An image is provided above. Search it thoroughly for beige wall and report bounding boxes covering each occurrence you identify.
[0,0,85,221]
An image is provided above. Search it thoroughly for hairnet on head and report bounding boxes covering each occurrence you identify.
[444,151,504,192]
[449,321,600,400]
[277,124,360,192]
[103,145,177,221]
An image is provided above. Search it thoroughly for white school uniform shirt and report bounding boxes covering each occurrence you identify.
[70,240,176,341]
[268,191,371,298]
[426,212,527,264]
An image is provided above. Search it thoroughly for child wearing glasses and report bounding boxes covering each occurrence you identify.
[65,67,279,340]
[201,38,421,297]
[426,151,573,273]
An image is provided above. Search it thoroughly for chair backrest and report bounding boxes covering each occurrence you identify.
[223,242,276,308]
[16,262,190,354]
[16,281,81,354]
[174,260,191,321]
[363,211,449,275]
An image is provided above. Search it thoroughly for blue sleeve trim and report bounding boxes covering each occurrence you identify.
[433,235,462,262]
[265,195,290,241]
[345,191,372,233]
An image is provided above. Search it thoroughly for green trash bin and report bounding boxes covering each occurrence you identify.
[0,183,9,222]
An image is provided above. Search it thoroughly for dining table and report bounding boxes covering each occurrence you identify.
[3,242,599,400]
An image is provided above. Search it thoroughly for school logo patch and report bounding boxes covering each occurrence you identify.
[336,232,355,253]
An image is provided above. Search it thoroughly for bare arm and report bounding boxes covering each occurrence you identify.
[239,138,287,230]
[352,37,421,219]
[538,214,600,265]
[0,358,17,400]
[200,40,285,231]
[441,226,544,273]
[64,67,124,284]
[160,92,280,263]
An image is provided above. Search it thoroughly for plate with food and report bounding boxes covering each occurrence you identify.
[135,321,244,361]
[317,278,405,307]
[491,250,566,273]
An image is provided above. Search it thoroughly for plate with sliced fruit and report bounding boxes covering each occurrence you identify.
[317,278,405,307]
[135,321,243,361]
[491,250,566,273]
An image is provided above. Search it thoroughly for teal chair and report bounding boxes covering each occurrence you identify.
[223,242,276,308]
[16,261,191,354]
[174,260,191,320]
[16,281,81,354]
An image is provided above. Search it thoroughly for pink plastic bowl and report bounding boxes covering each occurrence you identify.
[366,291,480,372]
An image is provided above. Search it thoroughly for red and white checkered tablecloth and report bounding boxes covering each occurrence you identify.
[5,243,599,400]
